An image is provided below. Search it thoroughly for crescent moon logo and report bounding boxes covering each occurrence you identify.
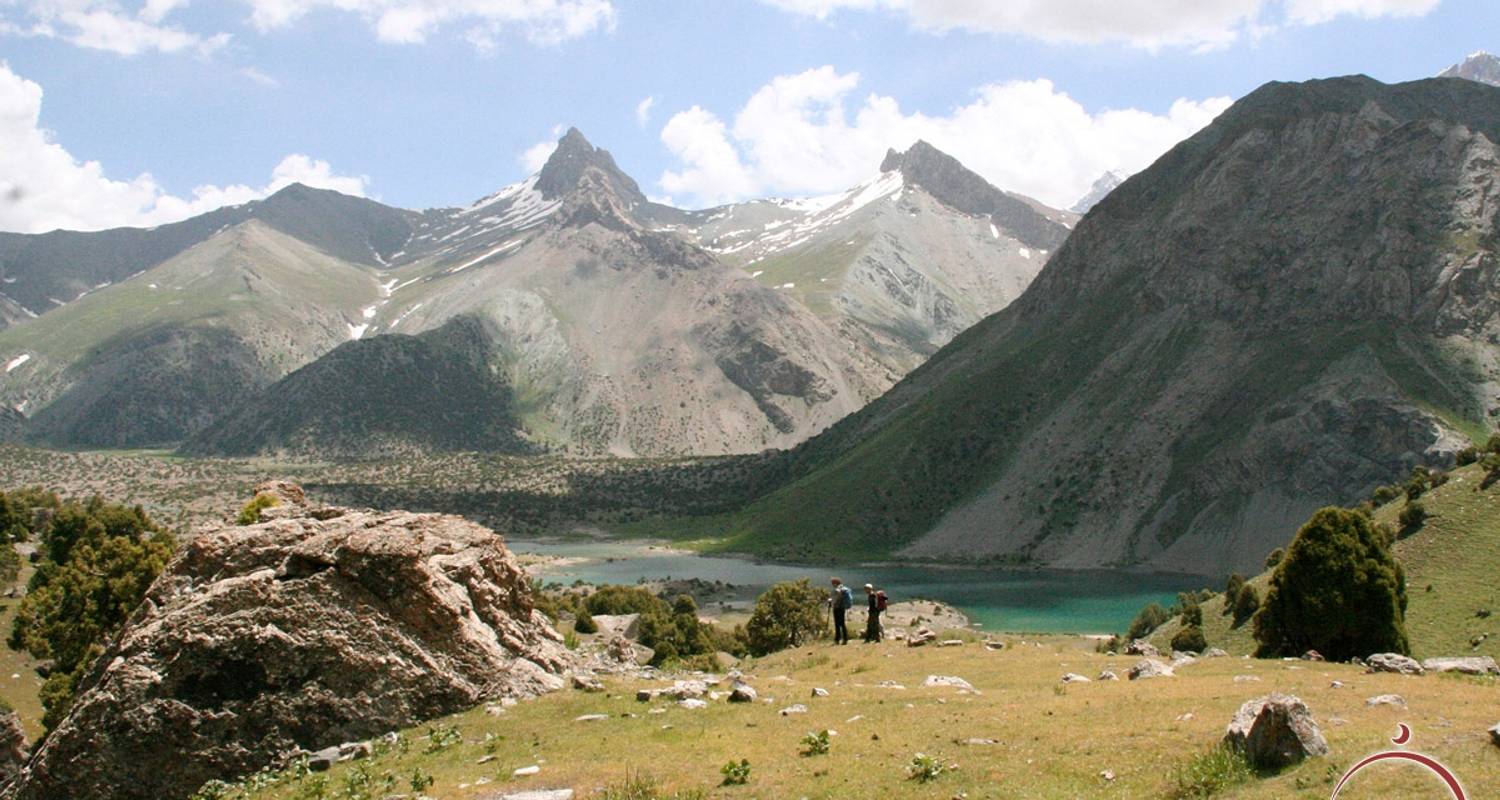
[1330,725,1466,800]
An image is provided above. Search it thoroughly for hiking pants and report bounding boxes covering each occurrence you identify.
[833,607,848,644]
[864,610,882,642]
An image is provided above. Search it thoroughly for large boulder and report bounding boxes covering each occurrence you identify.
[6,484,572,800]
[1127,659,1175,680]
[1366,653,1424,675]
[1421,656,1499,676]
[0,710,26,787]
[1223,694,1329,770]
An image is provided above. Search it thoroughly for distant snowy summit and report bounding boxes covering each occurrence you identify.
[1069,171,1123,214]
[1438,51,1500,86]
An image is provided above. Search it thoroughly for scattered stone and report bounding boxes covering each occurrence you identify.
[636,689,658,702]
[591,614,641,641]
[1329,681,1346,689]
[479,791,574,800]
[571,675,605,693]
[877,680,906,690]
[1302,650,1325,662]
[1128,659,1175,680]
[1170,654,1198,669]
[306,747,339,772]
[984,641,1005,651]
[728,683,757,703]
[958,738,997,746]
[907,628,937,647]
[1125,640,1160,657]
[678,699,707,710]
[1097,670,1119,681]
[477,754,496,764]
[938,640,965,648]
[1100,770,1116,782]
[779,704,808,716]
[513,765,541,777]
[6,486,573,800]
[811,687,829,698]
[923,675,976,691]
[1365,695,1406,708]
[337,741,371,762]
[574,714,609,722]
[1489,723,1500,748]
[1366,653,1424,675]
[1223,694,1329,769]
[485,704,508,716]
[1060,673,1091,684]
[1203,648,1228,658]
[668,680,707,700]
[1421,656,1500,676]
[1176,713,1195,722]
[1234,675,1261,683]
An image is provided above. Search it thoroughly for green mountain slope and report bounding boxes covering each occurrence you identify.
[0,220,382,447]
[1152,462,1500,660]
[668,75,1500,575]
[183,316,531,458]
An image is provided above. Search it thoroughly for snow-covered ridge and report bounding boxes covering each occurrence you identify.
[702,171,906,260]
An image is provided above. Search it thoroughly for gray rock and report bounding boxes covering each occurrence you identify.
[0,710,27,785]
[728,683,757,703]
[306,747,339,772]
[590,614,641,641]
[1223,694,1329,769]
[336,741,371,762]
[6,485,573,800]
[779,704,808,716]
[678,699,707,710]
[907,628,937,647]
[1421,656,1499,676]
[1097,670,1119,681]
[811,687,829,697]
[923,675,975,691]
[478,791,575,800]
[1125,640,1160,657]
[1365,694,1406,708]
[1128,659,1175,680]
[1203,648,1228,658]
[1366,653,1424,675]
[574,714,609,722]
[571,674,605,692]
[1060,673,1091,684]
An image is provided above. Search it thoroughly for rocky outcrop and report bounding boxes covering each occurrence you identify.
[1223,694,1329,769]
[6,483,572,800]
[1421,656,1499,675]
[0,711,26,788]
[1367,653,1424,675]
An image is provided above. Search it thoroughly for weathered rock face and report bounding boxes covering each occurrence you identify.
[1367,652,1425,675]
[1421,656,1499,675]
[0,711,26,788]
[1223,694,1329,769]
[6,484,572,800]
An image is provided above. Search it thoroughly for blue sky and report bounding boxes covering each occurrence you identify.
[0,0,1492,232]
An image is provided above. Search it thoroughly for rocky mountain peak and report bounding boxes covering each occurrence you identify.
[1069,170,1124,214]
[1439,51,1500,86]
[880,140,1069,251]
[536,126,647,205]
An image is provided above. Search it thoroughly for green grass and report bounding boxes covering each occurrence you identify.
[0,549,48,741]
[1151,463,1500,661]
[209,631,1500,800]
[741,234,868,318]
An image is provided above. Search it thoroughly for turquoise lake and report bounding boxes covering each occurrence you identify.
[511,539,1213,635]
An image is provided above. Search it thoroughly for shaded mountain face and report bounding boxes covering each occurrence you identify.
[720,75,1500,575]
[1070,171,1123,214]
[1,128,1071,457]
[1439,51,1500,86]
[183,316,530,459]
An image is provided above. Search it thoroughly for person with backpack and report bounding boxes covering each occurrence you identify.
[829,578,853,645]
[863,583,887,643]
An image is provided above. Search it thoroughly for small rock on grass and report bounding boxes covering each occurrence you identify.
[1366,653,1424,675]
[1365,694,1406,708]
[574,714,609,722]
[1488,723,1500,748]
[512,765,541,777]
[1097,670,1119,681]
[779,704,808,716]
[479,791,574,800]
[1060,673,1090,684]
[923,675,975,690]
[1128,659,1174,680]
[1223,693,1328,770]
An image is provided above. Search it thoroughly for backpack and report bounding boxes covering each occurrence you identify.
[837,585,854,609]
[875,590,889,611]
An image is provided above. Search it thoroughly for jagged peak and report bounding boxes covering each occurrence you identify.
[536,127,646,203]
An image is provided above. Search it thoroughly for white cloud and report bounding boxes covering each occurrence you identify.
[6,1,230,55]
[520,139,558,173]
[658,66,1232,210]
[244,0,616,47]
[2,0,614,54]
[635,95,655,128]
[237,65,278,86]
[761,0,1440,51]
[0,62,367,233]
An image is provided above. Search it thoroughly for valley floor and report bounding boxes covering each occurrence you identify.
[226,634,1498,799]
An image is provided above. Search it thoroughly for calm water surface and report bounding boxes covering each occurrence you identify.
[511,539,1212,634]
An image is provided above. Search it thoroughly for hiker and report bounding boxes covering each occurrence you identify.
[863,583,886,642]
[830,578,853,645]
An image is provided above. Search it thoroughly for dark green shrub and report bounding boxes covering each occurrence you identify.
[573,608,598,634]
[1171,625,1207,654]
[1371,485,1401,505]
[745,580,829,656]
[1126,602,1170,641]
[585,585,669,617]
[1253,507,1409,660]
[236,493,279,525]
[1222,574,1245,615]
[1180,599,1203,628]
[1486,432,1500,454]
[1456,446,1480,466]
[1398,500,1426,531]
[1232,584,1259,627]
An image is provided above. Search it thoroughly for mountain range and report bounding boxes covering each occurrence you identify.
[0,130,1072,456]
[688,73,1500,575]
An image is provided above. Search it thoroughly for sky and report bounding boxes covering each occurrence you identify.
[0,0,1492,233]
